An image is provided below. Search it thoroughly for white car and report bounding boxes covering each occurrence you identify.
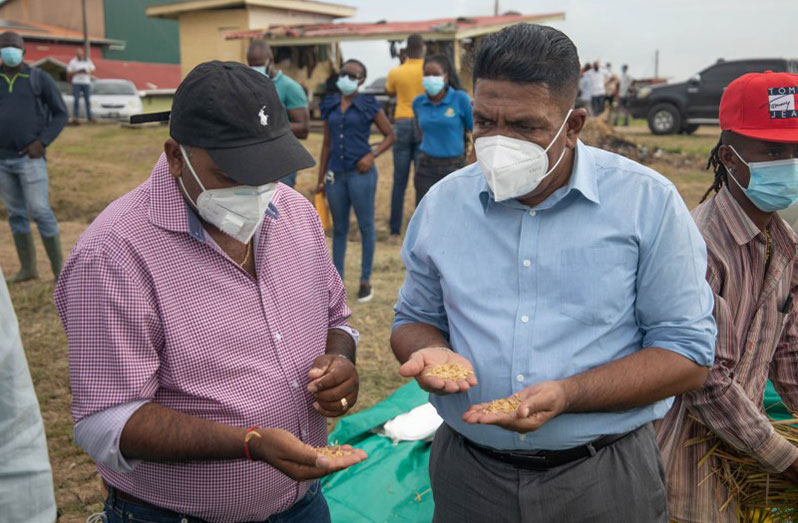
[59,79,143,121]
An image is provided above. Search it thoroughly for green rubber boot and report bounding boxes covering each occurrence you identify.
[41,233,63,281]
[10,233,39,283]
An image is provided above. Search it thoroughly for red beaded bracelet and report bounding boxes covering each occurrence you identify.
[244,426,262,461]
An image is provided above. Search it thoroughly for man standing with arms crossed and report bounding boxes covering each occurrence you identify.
[386,33,425,243]
[67,47,95,124]
[0,31,68,283]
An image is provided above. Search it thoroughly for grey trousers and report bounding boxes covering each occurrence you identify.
[429,423,668,523]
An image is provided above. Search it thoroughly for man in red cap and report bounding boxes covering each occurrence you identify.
[657,71,798,522]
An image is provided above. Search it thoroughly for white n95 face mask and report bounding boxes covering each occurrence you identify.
[476,109,573,202]
[178,145,276,244]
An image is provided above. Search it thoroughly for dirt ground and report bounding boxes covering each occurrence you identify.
[0,118,722,521]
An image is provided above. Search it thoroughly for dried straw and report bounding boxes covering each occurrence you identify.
[426,363,472,381]
[482,394,521,414]
[687,417,798,523]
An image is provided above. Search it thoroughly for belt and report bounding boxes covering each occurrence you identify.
[460,431,632,470]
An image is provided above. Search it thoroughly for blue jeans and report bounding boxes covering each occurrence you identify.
[389,119,420,235]
[102,481,330,523]
[0,156,59,236]
[73,83,92,120]
[325,166,377,283]
[280,172,297,188]
[591,95,605,116]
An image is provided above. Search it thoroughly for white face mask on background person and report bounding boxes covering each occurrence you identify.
[475,109,573,202]
[178,145,277,244]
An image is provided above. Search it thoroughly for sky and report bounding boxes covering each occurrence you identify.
[339,0,794,85]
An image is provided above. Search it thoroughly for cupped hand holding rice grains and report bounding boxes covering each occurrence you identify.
[398,347,478,395]
[249,428,367,480]
[462,381,569,434]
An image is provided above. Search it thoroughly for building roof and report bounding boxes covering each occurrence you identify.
[0,18,123,47]
[34,55,182,91]
[147,0,356,20]
[225,12,565,45]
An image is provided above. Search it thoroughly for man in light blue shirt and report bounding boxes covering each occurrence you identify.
[391,23,716,523]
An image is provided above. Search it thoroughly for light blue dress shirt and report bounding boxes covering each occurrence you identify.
[393,140,717,451]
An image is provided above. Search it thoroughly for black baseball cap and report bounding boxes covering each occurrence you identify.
[131,61,315,185]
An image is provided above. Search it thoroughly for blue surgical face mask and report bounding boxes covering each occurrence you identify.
[336,75,359,96]
[727,145,798,212]
[423,75,446,96]
[1,47,23,67]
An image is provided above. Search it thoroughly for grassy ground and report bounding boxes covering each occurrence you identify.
[1,120,721,521]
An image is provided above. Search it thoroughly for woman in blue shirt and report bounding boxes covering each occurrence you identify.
[411,54,473,204]
[316,59,394,302]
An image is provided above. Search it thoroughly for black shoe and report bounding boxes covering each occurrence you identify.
[357,283,373,303]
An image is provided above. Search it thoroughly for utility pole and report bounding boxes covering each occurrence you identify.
[654,49,660,79]
[82,0,90,58]
[494,0,499,16]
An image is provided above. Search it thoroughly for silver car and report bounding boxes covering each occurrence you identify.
[59,79,143,120]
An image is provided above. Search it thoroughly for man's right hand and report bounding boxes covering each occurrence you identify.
[398,347,478,395]
[252,428,366,481]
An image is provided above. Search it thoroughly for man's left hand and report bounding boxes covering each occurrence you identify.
[307,355,359,417]
[356,152,375,173]
[20,140,44,159]
[462,381,569,433]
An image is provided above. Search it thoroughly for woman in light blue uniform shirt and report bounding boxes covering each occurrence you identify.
[411,54,473,204]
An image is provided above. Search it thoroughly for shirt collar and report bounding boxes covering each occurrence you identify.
[478,139,600,213]
[715,185,797,256]
[715,186,764,246]
[419,86,456,106]
[272,70,283,82]
[147,153,281,242]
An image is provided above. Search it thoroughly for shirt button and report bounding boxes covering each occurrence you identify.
[301,429,308,439]
[516,374,525,382]
[521,315,529,323]
[291,380,299,389]
[523,259,531,267]
[529,210,536,217]
[339,134,343,138]
[274,333,282,341]
[519,433,527,441]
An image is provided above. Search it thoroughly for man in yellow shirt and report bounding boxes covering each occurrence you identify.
[386,34,425,242]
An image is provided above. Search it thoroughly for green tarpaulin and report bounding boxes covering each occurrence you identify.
[323,381,792,522]
[323,382,433,523]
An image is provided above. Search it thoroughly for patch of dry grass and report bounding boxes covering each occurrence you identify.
[0,120,717,521]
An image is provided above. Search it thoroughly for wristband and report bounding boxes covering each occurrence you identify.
[244,426,262,461]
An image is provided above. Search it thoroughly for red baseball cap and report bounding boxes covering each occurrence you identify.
[719,70,798,143]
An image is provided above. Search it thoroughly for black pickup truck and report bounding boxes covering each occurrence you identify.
[629,58,798,135]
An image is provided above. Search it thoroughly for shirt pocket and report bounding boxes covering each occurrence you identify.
[557,246,636,325]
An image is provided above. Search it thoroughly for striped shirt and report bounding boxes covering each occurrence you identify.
[656,186,798,523]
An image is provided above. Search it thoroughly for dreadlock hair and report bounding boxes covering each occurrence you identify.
[701,132,730,203]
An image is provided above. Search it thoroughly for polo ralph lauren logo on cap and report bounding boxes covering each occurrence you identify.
[768,86,798,119]
[258,105,269,126]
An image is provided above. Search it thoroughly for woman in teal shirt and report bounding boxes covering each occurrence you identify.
[411,54,473,204]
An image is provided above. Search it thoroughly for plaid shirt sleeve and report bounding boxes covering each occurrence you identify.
[683,255,798,473]
[56,245,163,424]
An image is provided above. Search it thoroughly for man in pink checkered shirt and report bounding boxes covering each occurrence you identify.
[54,62,366,523]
